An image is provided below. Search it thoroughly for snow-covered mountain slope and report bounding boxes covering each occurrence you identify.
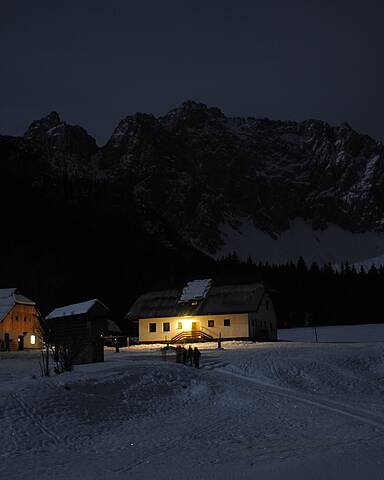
[349,254,384,270]
[216,218,384,265]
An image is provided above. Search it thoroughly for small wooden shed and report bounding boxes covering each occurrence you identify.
[0,288,43,351]
[46,299,110,364]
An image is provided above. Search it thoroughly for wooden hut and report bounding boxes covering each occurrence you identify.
[46,299,110,364]
[125,280,277,344]
[0,288,43,351]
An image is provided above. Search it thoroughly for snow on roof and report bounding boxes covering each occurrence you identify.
[46,299,108,320]
[0,288,36,321]
[179,279,212,302]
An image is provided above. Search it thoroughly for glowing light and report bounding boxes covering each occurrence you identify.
[182,319,193,330]
[30,334,36,345]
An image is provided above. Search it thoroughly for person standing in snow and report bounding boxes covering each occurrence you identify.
[193,347,201,368]
[182,347,187,365]
[175,345,182,363]
[187,346,193,366]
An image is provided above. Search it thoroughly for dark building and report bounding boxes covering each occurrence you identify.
[46,299,112,364]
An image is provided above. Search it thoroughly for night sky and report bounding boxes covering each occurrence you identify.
[1,0,383,144]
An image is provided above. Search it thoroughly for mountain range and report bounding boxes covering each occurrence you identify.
[2,101,384,311]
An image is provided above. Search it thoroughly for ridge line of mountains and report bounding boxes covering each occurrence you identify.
[2,100,384,313]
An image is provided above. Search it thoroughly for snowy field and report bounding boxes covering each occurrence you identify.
[2,337,384,479]
[278,323,384,343]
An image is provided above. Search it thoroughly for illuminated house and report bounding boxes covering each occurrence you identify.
[0,288,43,351]
[126,280,277,343]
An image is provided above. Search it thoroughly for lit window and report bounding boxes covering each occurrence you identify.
[30,334,36,345]
[224,319,231,327]
[177,321,182,329]
[149,323,156,332]
[208,320,214,327]
[163,322,170,332]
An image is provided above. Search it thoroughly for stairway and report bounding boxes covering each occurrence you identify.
[171,330,213,344]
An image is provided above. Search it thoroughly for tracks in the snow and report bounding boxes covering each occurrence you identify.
[10,392,61,444]
[202,354,384,431]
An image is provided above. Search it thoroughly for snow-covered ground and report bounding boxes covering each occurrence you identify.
[2,337,384,479]
[216,217,384,266]
[278,323,384,343]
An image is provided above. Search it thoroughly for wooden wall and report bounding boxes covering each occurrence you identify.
[0,304,43,350]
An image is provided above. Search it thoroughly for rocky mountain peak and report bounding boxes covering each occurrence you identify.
[23,112,97,158]
[24,111,62,140]
[162,101,226,130]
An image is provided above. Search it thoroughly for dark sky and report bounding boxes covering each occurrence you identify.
[1,0,383,144]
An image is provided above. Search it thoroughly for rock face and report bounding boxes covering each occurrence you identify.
[2,101,384,262]
[23,112,99,177]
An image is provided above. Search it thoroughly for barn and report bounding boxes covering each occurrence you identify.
[46,299,113,364]
[126,280,277,344]
[0,288,44,351]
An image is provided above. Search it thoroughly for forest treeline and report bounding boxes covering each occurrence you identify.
[216,253,384,328]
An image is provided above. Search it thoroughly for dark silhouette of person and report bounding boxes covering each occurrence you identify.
[176,345,182,363]
[193,347,201,368]
[187,346,193,366]
[182,347,187,365]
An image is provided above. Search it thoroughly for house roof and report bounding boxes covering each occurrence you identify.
[46,299,109,320]
[126,282,265,320]
[0,288,36,321]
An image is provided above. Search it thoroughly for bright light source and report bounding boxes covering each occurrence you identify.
[183,319,193,330]
[30,334,36,345]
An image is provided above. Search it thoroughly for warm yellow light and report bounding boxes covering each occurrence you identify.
[182,319,193,331]
[30,334,36,345]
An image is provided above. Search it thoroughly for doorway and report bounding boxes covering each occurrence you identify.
[4,333,10,351]
[191,322,200,331]
[18,335,24,351]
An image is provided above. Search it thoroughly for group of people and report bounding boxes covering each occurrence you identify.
[176,345,201,368]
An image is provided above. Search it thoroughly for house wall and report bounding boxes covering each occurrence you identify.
[139,313,250,343]
[0,304,43,350]
[248,293,277,341]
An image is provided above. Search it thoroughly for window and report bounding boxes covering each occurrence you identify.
[30,334,36,345]
[208,320,214,328]
[163,322,170,332]
[224,318,231,327]
[177,321,182,330]
[149,323,157,333]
